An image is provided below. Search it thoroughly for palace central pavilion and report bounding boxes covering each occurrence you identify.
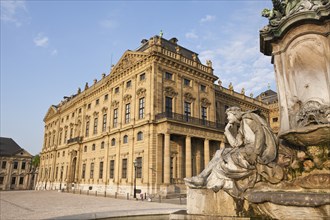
[37,36,278,196]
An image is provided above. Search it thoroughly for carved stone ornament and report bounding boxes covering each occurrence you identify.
[262,0,329,28]
[85,115,90,120]
[136,88,146,98]
[93,111,99,117]
[123,94,132,103]
[201,98,211,107]
[296,100,330,128]
[184,93,195,103]
[111,100,119,108]
[164,86,178,97]
[102,107,108,113]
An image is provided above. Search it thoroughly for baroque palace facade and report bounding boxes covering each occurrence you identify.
[37,36,278,196]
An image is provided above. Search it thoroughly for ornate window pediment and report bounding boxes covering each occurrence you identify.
[111,100,119,108]
[164,86,178,98]
[201,98,211,107]
[93,111,99,117]
[102,107,108,113]
[136,88,146,98]
[184,92,195,103]
[85,115,90,120]
[123,94,132,103]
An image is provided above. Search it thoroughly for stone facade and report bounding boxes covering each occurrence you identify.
[36,36,279,197]
[0,137,35,190]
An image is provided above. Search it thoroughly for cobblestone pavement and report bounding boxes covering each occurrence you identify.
[0,190,186,220]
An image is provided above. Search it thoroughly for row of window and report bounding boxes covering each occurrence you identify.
[1,161,26,170]
[80,157,142,180]
[114,73,146,94]
[48,73,147,129]
[165,72,207,92]
[165,97,208,121]
[0,176,25,185]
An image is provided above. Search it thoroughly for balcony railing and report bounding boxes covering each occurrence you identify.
[155,112,225,130]
[67,136,83,144]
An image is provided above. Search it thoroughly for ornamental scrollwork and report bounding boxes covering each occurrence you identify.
[164,86,178,97]
[123,94,132,103]
[111,100,119,108]
[102,107,108,113]
[184,92,195,103]
[136,88,147,98]
[201,98,211,107]
[93,111,99,117]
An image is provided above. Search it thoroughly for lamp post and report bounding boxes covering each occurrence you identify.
[133,159,137,199]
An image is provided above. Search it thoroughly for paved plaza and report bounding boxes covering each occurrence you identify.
[0,190,186,220]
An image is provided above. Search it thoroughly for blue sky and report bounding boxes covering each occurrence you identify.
[1,0,274,155]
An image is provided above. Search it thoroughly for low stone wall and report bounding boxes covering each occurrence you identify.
[187,188,239,216]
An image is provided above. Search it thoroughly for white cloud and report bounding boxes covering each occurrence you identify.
[99,19,118,29]
[0,0,27,26]
[185,31,198,39]
[200,15,215,23]
[34,33,49,47]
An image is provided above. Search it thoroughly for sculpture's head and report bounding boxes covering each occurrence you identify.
[225,106,242,123]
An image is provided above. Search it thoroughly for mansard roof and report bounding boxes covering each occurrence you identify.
[0,137,32,157]
[136,36,201,63]
[256,89,278,104]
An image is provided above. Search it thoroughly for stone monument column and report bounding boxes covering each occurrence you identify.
[260,0,330,146]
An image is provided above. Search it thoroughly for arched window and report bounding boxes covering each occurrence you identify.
[92,144,96,151]
[111,138,116,146]
[137,131,143,141]
[84,145,87,152]
[101,141,105,149]
[123,135,128,144]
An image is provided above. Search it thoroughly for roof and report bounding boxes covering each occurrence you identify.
[256,89,278,104]
[0,137,25,156]
[136,36,201,63]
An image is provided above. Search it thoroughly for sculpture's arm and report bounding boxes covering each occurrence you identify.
[224,123,243,148]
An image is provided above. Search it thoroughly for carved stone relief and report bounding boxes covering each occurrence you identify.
[164,86,178,97]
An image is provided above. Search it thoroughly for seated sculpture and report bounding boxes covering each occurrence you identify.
[185,107,283,198]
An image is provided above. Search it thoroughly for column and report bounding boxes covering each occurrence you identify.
[204,139,210,167]
[164,133,171,184]
[172,155,177,182]
[185,136,192,178]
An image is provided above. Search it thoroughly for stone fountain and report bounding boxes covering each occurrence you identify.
[182,1,330,219]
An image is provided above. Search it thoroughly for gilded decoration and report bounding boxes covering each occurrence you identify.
[164,86,178,98]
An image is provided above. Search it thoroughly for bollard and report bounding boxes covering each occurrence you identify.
[80,189,81,194]
[87,190,89,195]
[115,192,117,199]
[127,193,129,200]
[95,191,97,197]
[179,195,182,205]
[159,195,161,203]
[104,191,106,197]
